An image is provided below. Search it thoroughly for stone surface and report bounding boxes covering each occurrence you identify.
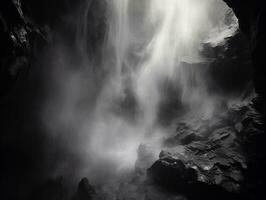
[224,0,266,98]
[0,0,47,96]
[148,99,263,199]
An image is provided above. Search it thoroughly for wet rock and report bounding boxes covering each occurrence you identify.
[164,123,204,147]
[147,155,198,190]
[147,153,246,200]
[149,101,263,197]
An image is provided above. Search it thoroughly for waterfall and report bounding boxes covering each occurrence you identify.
[84,0,238,172]
[43,0,239,180]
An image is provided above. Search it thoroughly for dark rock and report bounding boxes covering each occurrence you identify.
[224,0,266,99]
[164,132,203,147]
[164,122,205,147]
[147,153,246,200]
[149,100,263,199]
[180,133,203,145]
[147,156,197,190]
[0,0,47,96]
[202,30,253,95]
[72,178,96,200]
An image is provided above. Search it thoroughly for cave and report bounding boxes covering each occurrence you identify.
[1,0,266,200]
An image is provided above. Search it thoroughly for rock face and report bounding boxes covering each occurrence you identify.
[0,0,47,96]
[224,0,266,102]
[222,1,266,199]
[0,0,106,97]
[147,155,198,189]
[148,98,263,199]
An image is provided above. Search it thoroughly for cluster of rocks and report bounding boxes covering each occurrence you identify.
[68,99,264,200]
[147,98,264,199]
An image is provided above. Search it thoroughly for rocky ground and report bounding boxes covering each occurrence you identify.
[147,97,264,200]
[75,96,264,200]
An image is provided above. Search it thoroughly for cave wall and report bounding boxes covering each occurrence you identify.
[224,0,266,100]
[0,1,104,199]
[1,0,266,199]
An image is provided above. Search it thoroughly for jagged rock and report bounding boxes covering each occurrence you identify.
[147,155,198,190]
[164,123,204,147]
[149,100,263,196]
[147,153,246,200]
[0,0,47,96]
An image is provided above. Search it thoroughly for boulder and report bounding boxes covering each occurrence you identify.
[148,100,263,198]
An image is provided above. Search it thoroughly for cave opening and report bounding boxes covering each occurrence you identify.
[1,0,265,200]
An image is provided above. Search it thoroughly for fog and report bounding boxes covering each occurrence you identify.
[42,0,243,188]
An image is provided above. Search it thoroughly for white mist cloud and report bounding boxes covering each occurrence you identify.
[42,0,241,187]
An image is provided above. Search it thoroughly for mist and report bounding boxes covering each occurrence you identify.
[41,0,249,191]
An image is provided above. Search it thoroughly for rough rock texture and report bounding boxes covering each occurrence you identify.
[0,0,47,96]
[148,98,263,199]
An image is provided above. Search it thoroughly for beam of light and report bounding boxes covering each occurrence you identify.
[43,0,239,181]
[81,0,239,175]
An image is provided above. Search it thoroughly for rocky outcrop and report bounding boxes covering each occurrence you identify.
[224,0,266,101]
[0,0,47,96]
[222,2,266,198]
[148,98,263,199]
